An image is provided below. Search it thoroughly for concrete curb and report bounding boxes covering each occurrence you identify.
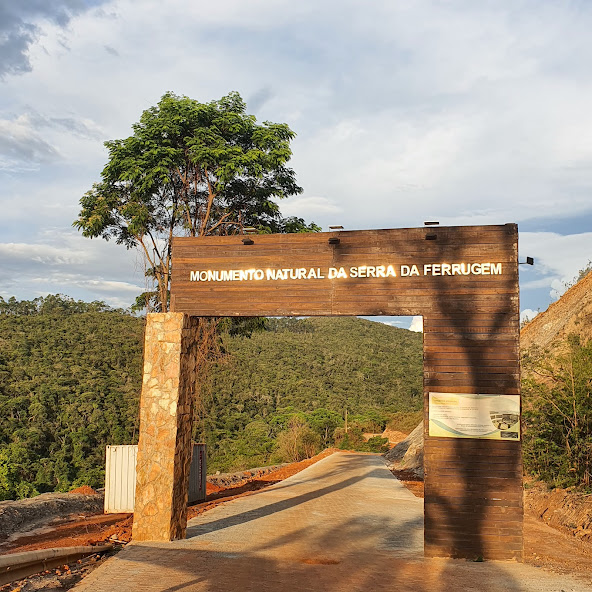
[0,543,113,586]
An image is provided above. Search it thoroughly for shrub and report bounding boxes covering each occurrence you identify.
[385,411,424,434]
[275,417,321,462]
[523,336,592,488]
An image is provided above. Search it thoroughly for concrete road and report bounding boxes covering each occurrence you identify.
[75,452,592,591]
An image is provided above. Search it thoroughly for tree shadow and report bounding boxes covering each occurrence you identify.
[77,459,530,592]
[422,224,522,560]
[187,456,403,538]
[82,541,517,592]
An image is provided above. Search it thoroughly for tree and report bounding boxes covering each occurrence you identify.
[275,416,321,462]
[74,91,317,311]
[304,408,342,446]
[522,336,592,488]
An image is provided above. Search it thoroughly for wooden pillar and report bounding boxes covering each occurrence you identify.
[422,225,523,560]
[132,313,198,542]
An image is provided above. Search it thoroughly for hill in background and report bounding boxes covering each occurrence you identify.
[207,316,422,418]
[0,296,144,500]
[0,297,423,497]
[202,317,423,470]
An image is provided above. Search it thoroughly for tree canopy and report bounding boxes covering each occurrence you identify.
[74,91,317,311]
[0,295,143,499]
[0,298,423,496]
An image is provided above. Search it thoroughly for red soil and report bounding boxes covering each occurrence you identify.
[1,449,340,553]
[390,468,424,498]
[68,486,98,495]
[1,514,132,554]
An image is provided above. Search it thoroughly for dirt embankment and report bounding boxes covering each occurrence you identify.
[0,492,104,546]
[521,270,592,352]
[525,482,592,542]
[206,464,289,490]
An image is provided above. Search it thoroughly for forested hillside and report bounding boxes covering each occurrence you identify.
[0,296,423,498]
[0,295,144,500]
[201,317,423,470]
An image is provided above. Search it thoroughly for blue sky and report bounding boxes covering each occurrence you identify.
[1,0,591,329]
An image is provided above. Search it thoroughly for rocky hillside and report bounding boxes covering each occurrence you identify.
[383,423,423,478]
[521,271,592,351]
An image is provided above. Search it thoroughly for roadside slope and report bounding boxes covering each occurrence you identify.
[521,271,592,351]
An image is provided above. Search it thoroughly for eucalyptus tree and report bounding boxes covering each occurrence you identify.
[74,91,316,311]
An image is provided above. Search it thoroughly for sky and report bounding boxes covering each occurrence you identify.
[1,0,591,330]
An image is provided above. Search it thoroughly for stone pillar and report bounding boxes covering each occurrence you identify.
[132,313,198,542]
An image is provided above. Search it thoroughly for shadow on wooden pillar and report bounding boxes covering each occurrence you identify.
[422,224,523,560]
[132,312,198,542]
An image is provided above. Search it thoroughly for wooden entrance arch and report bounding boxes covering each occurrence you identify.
[132,224,522,560]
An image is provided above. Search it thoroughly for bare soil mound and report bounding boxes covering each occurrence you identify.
[380,428,408,445]
[525,481,592,542]
[206,464,288,489]
[68,486,97,495]
[0,492,104,544]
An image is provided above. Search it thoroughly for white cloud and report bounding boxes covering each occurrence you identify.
[409,316,423,333]
[280,196,343,220]
[1,0,591,312]
[0,0,111,78]
[29,276,143,310]
[519,231,592,300]
[0,114,60,170]
[520,309,539,324]
[29,275,141,294]
[0,242,88,265]
[516,277,553,291]
[379,319,404,327]
[0,231,145,308]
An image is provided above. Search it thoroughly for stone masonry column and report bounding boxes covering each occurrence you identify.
[132,312,198,542]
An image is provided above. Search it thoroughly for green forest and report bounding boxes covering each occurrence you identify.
[522,335,592,489]
[200,316,423,471]
[0,295,422,500]
[3,293,592,500]
[0,296,144,499]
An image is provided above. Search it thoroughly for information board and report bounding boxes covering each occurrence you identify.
[429,392,520,440]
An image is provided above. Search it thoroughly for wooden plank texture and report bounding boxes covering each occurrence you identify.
[170,225,518,317]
